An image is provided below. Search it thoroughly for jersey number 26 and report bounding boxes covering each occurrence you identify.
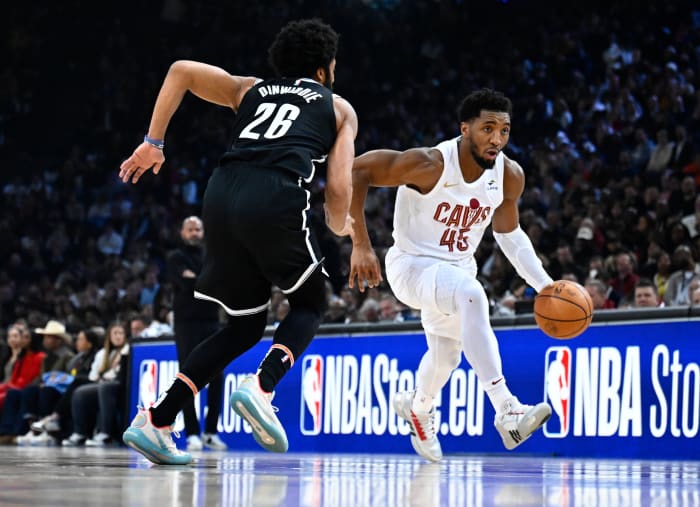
[239,103,301,140]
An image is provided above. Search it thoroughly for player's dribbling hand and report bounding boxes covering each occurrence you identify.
[119,142,165,184]
[349,246,382,292]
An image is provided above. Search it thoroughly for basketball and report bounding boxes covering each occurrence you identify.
[534,280,593,339]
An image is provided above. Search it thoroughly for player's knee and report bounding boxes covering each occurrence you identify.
[286,267,327,317]
[453,279,488,308]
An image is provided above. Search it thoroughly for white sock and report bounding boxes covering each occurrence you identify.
[484,377,514,413]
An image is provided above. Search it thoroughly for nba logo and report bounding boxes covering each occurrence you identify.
[139,359,158,407]
[543,346,571,438]
[300,355,323,435]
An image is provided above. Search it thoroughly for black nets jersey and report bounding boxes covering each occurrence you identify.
[220,77,337,182]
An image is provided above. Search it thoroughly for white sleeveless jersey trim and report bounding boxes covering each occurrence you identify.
[392,137,505,261]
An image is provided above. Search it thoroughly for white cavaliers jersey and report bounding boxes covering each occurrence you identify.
[392,137,505,261]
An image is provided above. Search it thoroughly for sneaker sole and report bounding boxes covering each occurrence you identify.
[231,391,288,453]
[123,429,192,465]
[496,405,552,450]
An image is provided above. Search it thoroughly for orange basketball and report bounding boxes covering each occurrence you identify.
[534,280,593,339]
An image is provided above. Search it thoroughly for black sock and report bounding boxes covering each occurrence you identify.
[258,348,292,393]
[150,378,192,428]
[148,312,268,427]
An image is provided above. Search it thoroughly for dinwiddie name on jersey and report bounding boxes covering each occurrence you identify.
[258,85,323,103]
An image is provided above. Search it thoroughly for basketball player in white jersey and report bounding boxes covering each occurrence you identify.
[348,88,554,461]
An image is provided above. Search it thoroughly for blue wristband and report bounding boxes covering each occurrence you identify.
[144,135,165,150]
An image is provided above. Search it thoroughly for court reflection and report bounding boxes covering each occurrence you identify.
[122,453,700,507]
[1,448,697,507]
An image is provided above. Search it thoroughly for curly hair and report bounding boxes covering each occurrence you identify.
[458,88,512,122]
[268,18,339,79]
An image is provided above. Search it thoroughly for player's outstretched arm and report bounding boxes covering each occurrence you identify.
[120,60,257,184]
[492,157,553,292]
[325,96,359,237]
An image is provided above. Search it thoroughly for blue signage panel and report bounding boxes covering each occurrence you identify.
[129,320,700,458]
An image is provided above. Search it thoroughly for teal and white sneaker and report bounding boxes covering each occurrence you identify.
[123,407,192,465]
[230,374,288,453]
[494,398,552,450]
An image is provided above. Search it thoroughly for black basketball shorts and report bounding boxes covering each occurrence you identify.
[194,165,324,315]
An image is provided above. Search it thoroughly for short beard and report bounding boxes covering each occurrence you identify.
[470,146,496,169]
[183,238,201,247]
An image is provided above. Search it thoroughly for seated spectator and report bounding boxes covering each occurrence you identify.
[493,293,517,317]
[0,320,74,442]
[549,244,585,282]
[584,279,616,310]
[670,125,694,173]
[62,322,129,446]
[687,279,700,308]
[692,287,700,307]
[608,251,640,307]
[664,245,700,307]
[646,128,675,174]
[324,298,349,324]
[653,251,672,301]
[129,311,172,339]
[378,294,404,323]
[1,322,28,383]
[23,327,102,445]
[356,298,380,323]
[632,278,663,308]
[129,315,147,338]
[139,268,161,307]
[96,223,124,256]
[0,323,44,444]
[586,255,609,282]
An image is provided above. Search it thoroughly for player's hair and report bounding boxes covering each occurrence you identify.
[268,18,339,79]
[458,88,512,122]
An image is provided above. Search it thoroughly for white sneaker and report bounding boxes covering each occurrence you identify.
[202,433,227,450]
[230,374,288,453]
[122,407,192,465]
[31,415,54,433]
[187,435,203,451]
[62,433,86,446]
[494,398,552,450]
[30,431,57,446]
[16,431,35,446]
[85,432,111,447]
[392,391,442,462]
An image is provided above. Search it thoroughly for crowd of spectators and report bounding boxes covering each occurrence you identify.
[1,0,700,345]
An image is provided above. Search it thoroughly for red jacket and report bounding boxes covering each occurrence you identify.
[3,350,45,389]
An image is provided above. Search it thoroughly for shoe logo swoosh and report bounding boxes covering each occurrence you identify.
[443,182,460,188]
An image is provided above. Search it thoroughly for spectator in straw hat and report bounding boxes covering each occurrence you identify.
[34,321,75,375]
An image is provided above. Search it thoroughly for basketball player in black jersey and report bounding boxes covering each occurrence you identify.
[119,18,357,464]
